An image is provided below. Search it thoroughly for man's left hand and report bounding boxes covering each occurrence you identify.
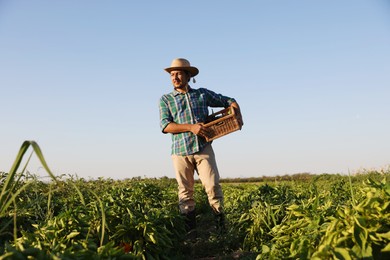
[231,102,244,128]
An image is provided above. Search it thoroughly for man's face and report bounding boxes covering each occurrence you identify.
[170,70,189,90]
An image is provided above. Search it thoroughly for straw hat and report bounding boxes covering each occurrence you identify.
[164,58,199,77]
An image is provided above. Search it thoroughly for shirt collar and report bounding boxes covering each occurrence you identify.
[172,85,192,96]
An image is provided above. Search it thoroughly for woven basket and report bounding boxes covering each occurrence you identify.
[203,106,241,142]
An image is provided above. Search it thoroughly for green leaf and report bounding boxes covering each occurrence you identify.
[362,245,373,258]
[334,247,352,260]
[66,231,80,240]
[148,233,157,244]
[381,243,390,252]
[353,219,368,250]
[261,244,270,254]
[1,141,58,216]
[377,231,390,240]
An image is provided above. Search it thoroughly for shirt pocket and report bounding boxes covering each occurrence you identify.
[190,93,208,122]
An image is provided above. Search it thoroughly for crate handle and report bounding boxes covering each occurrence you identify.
[216,121,225,126]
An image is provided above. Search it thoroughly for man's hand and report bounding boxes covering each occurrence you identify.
[190,123,211,138]
[230,102,244,128]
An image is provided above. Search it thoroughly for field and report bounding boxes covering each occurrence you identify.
[1,142,390,259]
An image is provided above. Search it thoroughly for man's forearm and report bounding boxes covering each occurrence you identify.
[163,122,208,137]
[163,122,193,134]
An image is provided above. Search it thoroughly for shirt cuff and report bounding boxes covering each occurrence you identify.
[227,98,236,106]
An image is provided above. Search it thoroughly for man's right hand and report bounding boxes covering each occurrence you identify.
[191,123,210,138]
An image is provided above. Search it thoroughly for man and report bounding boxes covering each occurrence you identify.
[158,58,243,233]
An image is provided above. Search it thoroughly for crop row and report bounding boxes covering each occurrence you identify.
[0,142,389,259]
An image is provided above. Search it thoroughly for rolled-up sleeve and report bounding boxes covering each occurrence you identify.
[159,96,172,133]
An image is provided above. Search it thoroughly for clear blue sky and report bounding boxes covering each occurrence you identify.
[1,0,389,179]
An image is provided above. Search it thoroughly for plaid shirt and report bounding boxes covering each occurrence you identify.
[159,87,236,155]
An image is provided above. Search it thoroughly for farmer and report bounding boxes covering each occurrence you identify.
[158,58,243,233]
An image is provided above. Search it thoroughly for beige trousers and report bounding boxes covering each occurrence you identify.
[172,144,224,214]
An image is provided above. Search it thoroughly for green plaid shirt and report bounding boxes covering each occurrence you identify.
[159,87,236,155]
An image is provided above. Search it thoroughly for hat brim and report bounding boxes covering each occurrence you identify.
[164,66,199,77]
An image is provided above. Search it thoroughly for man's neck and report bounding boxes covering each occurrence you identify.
[175,84,190,93]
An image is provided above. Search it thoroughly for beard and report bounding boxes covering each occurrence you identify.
[173,81,188,91]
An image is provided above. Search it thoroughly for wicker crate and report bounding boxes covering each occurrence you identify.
[203,106,241,142]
